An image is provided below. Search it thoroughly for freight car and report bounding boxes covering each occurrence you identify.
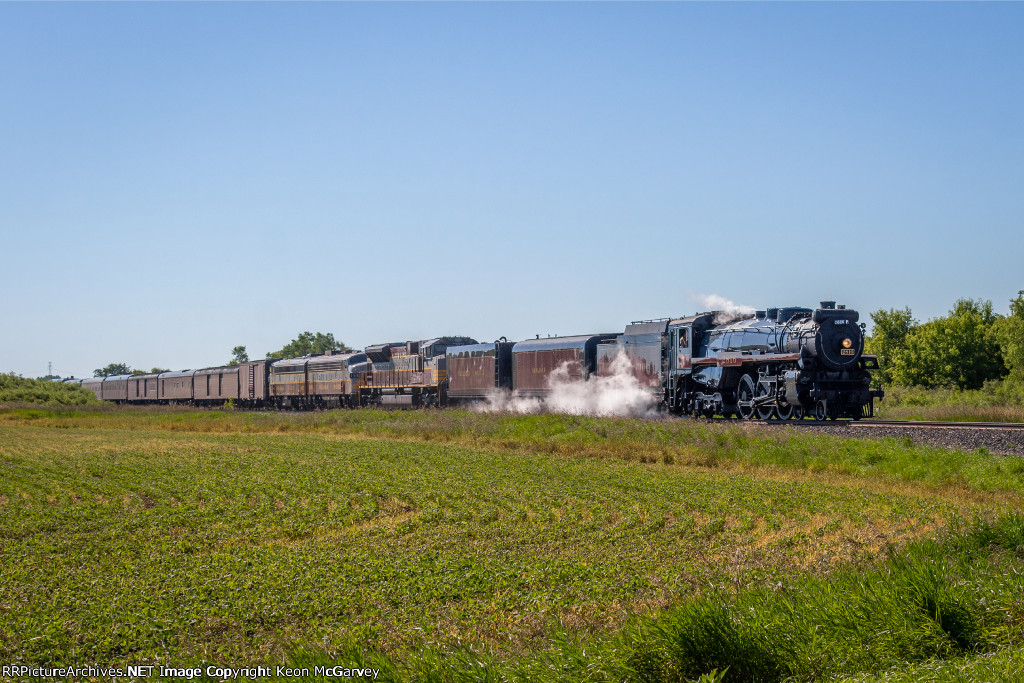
[444,334,618,401]
[443,340,514,401]
[510,334,617,397]
[73,362,274,407]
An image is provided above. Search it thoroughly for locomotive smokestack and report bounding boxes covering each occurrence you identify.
[820,301,835,310]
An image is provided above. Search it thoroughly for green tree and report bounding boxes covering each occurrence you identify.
[995,290,1024,384]
[889,298,1005,390]
[94,363,133,378]
[266,332,351,360]
[149,367,170,374]
[865,307,916,384]
[229,346,249,366]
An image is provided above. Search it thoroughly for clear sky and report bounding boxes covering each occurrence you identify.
[2,3,1022,379]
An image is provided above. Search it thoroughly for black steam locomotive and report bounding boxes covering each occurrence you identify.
[448,300,882,420]
[659,301,883,420]
[74,300,882,420]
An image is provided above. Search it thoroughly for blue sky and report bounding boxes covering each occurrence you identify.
[2,3,1022,378]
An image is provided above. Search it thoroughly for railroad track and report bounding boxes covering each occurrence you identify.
[696,416,1024,431]
[777,419,1024,431]
[759,417,1024,456]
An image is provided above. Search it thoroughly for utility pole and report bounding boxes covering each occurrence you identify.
[48,361,53,378]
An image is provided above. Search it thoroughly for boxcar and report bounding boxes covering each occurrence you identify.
[100,374,131,403]
[194,366,239,404]
[127,373,161,403]
[238,360,271,407]
[81,377,104,400]
[446,341,513,400]
[159,370,195,403]
[511,334,616,397]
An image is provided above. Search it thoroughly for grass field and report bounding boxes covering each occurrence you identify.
[1,407,1022,681]
[876,384,1024,423]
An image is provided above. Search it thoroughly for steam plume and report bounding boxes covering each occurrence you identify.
[696,294,756,324]
[475,349,658,418]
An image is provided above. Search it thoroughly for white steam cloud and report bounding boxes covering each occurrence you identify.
[474,349,659,418]
[696,294,756,324]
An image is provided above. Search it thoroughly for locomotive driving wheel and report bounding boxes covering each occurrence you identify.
[776,402,794,420]
[736,375,756,419]
[755,383,776,420]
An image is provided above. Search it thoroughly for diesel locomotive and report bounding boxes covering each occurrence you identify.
[71,300,882,420]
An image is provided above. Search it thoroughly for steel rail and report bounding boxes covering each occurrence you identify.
[756,418,1024,431]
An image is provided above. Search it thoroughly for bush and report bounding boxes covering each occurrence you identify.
[0,373,100,406]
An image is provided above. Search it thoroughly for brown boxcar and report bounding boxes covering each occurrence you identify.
[100,374,131,402]
[127,373,161,403]
[238,360,271,407]
[446,341,513,399]
[511,334,616,397]
[159,370,195,403]
[194,366,240,404]
[81,377,104,400]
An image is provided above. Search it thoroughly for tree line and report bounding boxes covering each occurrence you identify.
[866,290,1024,391]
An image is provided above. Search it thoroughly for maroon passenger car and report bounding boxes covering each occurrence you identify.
[159,370,195,403]
[511,334,616,397]
[194,366,239,405]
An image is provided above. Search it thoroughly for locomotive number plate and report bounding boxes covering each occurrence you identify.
[840,349,856,356]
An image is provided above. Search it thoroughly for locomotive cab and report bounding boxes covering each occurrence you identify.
[664,313,713,414]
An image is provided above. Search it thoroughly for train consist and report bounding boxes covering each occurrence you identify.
[69,300,883,420]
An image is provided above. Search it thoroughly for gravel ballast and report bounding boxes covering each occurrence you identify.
[776,422,1024,456]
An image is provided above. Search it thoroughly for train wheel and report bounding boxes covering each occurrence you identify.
[673,385,686,416]
[792,406,804,420]
[736,375,756,419]
[776,402,794,420]
[814,400,828,421]
[755,383,776,420]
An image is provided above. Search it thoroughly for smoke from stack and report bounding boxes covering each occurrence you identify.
[697,293,756,324]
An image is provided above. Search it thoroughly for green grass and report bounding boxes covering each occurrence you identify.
[0,408,1022,681]
[287,515,1024,682]
[2,407,1023,495]
[877,383,1024,422]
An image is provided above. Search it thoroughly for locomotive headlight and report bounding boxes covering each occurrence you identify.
[842,338,853,349]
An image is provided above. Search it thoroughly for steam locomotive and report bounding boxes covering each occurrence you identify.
[447,300,882,420]
[652,301,883,420]
[71,300,882,420]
